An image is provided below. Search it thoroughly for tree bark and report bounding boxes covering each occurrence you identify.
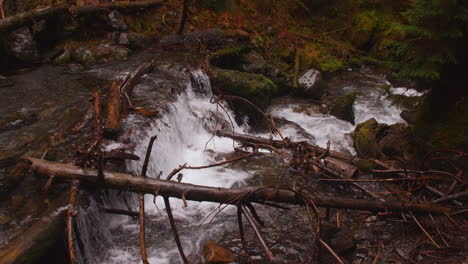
[103,81,122,138]
[176,0,189,35]
[215,129,357,178]
[26,158,451,215]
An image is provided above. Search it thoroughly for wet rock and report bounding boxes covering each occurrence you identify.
[377,123,412,158]
[8,27,39,62]
[321,222,355,254]
[53,50,71,65]
[0,76,15,88]
[72,46,96,65]
[298,69,325,99]
[210,46,250,70]
[108,10,128,31]
[354,229,375,241]
[92,44,130,62]
[210,68,277,125]
[203,240,236,263]
[400,109,417,124]
[118,33,130,45]
[330,92,357,124]
[354,118,380,158]
[354,119,413,160]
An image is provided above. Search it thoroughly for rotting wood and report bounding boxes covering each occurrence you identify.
[67,179,80,264]
[103,81,122,138]
[0,0,165,32]
[26,158,452,215]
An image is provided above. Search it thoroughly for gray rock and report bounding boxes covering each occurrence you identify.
[118,33,130,45]
[8,27,39,62]
[72,46,96,65]
[299,69,325,99]
[108,10,128,31]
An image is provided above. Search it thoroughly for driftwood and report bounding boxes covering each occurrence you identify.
[103,61,154,138]
[215,129,357,178]
[103,81,122,138]
[26,158,451,215]
[0,0,164,32]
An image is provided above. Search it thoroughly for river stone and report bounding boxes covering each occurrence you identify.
[354,118,380,158]
[203,240,235,263]
[72,46,96,65]
[211,68,277,109]
[8,27,39,62]
[108,10,128,31]
[0,76,15,88]
[298,69,325,99]
[330,92,357,124]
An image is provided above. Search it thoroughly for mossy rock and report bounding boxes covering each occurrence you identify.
[354,118,380,158]
[210,45,250,70]
[210,68,277,125]
[330,92,357,124]
[354,159,378,172]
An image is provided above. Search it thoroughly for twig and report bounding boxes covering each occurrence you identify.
[409,212,441,248]
[164,197,189,264]
[141,135,157,177]
[237,206,249,258]
[139,194,150,264]
[433,191,467,204]
[318,176,443,183]
[240,205,275,262]
[319,239,344,264]
[67,179,80,264]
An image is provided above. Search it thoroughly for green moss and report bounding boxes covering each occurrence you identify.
[354,118,380,158]
[211,68,278,109]
[210,46,249,69]
[330,92,357,124]
[354,158,377,172]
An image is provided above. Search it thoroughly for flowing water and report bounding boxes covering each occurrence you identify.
[73,66,422,263]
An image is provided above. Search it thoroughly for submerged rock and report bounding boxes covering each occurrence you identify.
[330,92,357,124]
[203,240,236,263]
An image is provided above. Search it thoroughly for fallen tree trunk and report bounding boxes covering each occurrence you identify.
[215,130,357,178]
[26,158,451,215]
[0,0,165,32]
[103,82,122,138]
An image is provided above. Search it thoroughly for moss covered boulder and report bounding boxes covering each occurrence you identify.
[210,46,250,70]
[330,92,357,124]
[210,68,277,124]
[354,118,380,158]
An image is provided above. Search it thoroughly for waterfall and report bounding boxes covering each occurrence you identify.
[77,69,250,264]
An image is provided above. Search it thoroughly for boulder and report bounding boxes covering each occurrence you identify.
[298,69,326,99]
[354,118,380,158]
[71,46,96,65]
[330,92,357,124]
[108,10,128,31]
[203,240,235,264]
[400,109,417,124]
[8,27,39,62]
[210,46,249,70]
[354,119,414,160]
[210,68,277,126]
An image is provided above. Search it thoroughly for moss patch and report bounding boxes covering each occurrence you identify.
[330,92,357,124]
[354,118,380,158]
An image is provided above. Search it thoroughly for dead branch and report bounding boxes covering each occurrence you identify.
[67,179,80,264]
[164,197,189,264]
[240,205,275,262]
[103,208,139,217]
[27,158,452,215]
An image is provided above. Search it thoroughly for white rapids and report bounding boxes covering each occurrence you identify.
[77,67,418,264]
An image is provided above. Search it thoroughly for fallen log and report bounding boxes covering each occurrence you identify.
[103,81,122,138]
[26,158,451,215]
[215,129,357,178]
[0,0,164,32]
